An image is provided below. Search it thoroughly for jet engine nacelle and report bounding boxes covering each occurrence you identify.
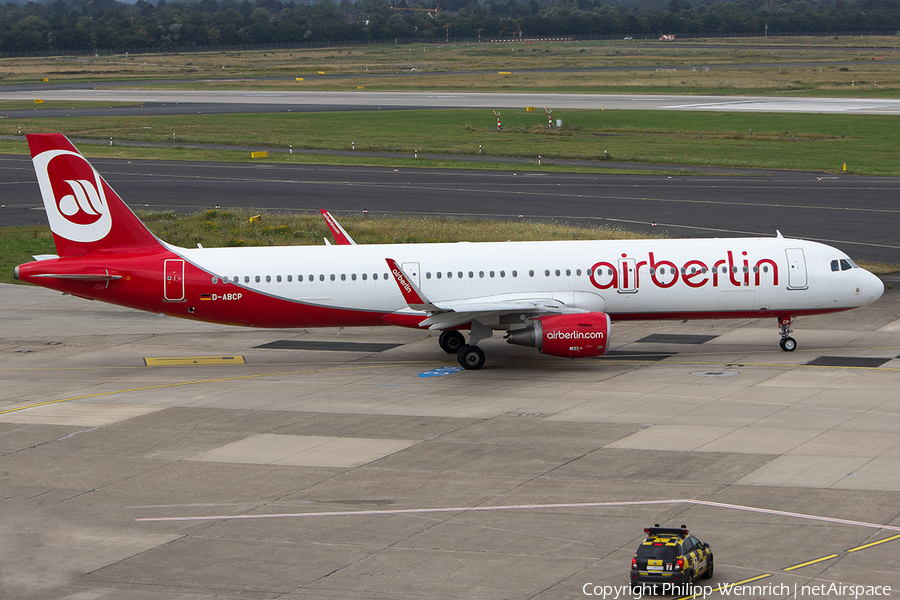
[505,312,611,359]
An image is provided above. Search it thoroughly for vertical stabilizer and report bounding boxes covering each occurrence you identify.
[27,134,163,257]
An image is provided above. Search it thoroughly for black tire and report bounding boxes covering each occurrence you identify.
[439,330,466,354]
[457,345,485,370]
[703,555,714,579]
[780,336,797,351]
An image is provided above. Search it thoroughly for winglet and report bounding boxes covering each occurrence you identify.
[320,209,357,245]
[385,258,444,313]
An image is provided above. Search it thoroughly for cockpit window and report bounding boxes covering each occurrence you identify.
[832,259,858,272]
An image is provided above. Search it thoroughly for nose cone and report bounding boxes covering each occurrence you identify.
[864,270,885,305]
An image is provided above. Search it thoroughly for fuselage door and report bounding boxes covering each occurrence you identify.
[401,262,421,288]
[617,258,637,293]
[785,248,808,290]
[164,259,185,301]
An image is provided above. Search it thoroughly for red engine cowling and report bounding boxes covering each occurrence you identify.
[505,312,611,359]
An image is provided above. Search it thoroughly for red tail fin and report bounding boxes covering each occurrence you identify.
[28,134,163,257]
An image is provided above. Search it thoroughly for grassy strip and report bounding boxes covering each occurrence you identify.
[4,108,898,174]
[0,139,712,176]
[3,37,898,85]
[133,64,900,98]
[4,210,895,288]
[0,101,140,111]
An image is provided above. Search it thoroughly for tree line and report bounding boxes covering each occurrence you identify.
[1,0,897,53]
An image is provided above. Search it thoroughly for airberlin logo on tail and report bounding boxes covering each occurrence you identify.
[33,149,112,243]
[58,179,104,223]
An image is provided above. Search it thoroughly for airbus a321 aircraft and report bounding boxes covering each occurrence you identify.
[14,134,884,370]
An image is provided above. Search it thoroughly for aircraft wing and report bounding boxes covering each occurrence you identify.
[385,258,582,330]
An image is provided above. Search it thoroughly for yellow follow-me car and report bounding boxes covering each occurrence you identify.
[630,525,714,594]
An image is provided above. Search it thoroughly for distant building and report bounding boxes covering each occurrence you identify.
[346,13,370,25]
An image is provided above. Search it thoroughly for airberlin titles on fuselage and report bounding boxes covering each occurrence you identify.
[590,251,778,291]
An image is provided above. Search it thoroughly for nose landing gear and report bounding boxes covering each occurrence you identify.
[778,316,797,351]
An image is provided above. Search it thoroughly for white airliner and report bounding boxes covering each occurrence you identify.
[15,134,884,369]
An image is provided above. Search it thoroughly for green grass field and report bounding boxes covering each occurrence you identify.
[3,108,897,174]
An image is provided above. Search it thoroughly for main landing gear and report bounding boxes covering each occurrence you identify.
[779,316,797,352]
[457,345,485,370]
[438,330,465,354]
[440,322,493,370]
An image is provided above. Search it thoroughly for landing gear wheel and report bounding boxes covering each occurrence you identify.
[780,336,797,351]
[702,556,714,579]
[457,345,485,370]
[439,330,465,354]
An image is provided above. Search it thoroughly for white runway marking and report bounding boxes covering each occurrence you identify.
[137,498,900,532]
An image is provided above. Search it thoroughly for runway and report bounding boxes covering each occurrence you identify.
[1,278,897,599]
[2,153,898,262]
[2,89,899,115]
